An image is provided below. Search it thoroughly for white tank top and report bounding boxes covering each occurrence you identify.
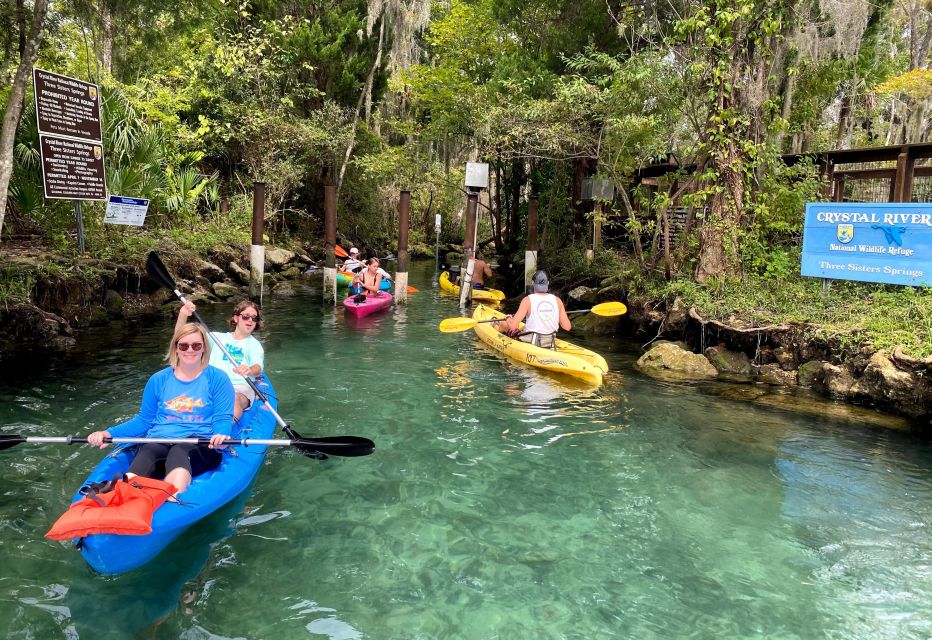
[524,293,560,335]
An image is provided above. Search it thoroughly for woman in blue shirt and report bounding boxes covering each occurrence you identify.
[87,323,234,495]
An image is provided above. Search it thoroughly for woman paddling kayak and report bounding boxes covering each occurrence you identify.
[351,258,385,296]
[86,323,234,496]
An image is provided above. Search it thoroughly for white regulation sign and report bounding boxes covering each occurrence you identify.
[104,195,150,226]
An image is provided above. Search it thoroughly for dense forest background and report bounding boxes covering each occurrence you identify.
[0,0,930,355]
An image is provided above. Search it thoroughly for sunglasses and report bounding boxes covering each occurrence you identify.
[176,342,203,352]
[238,313,259,321]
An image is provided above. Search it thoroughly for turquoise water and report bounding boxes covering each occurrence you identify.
[1,261,931,639]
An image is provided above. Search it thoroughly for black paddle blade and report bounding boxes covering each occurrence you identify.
[294,435,375,458]
[0,435,26,451]
[145,251,178,292]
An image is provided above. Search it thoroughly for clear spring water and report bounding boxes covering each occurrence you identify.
[1,261,930,639]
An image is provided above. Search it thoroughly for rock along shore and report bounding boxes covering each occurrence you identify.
[566,286,930,428]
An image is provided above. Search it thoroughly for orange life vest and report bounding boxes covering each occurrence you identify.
[45,476,177,540]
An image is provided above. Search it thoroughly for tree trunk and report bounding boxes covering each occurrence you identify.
[571,157,586,240]
[336,17,385,199]
[0,0,50,244]
[101,0,113,74]
[695,142,744,283]
[836,93,852,148]
[16,0,25,56]
[364,15,385,125]
[492,161,503,252]
[617,187,645,268]
[902,96,929,143]
[901,5,932,143]
[508,158,521,248]
[773,71,795,152]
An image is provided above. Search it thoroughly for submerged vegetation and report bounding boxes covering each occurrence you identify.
[0,0,929,357]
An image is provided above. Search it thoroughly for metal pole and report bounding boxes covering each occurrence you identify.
[75,201,85,253]
[460,191,478,308]
[250,182,265,302]
[593,202,602,250]
[323,185,337,304]
[435,214,441,271]
[395,190,410,304]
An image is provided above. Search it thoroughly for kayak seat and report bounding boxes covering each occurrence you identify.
[518,332,556,349]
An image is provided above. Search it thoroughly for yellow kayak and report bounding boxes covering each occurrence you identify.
[439,271,506,303]
[471,304,608,385]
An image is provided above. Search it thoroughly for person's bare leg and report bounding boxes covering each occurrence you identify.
[164,467,193,495]
[233,393,250,422]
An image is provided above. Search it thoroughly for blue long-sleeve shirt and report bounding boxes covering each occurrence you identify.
[108,366,234,439]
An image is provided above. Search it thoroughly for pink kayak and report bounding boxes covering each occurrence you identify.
[343,291,393,318]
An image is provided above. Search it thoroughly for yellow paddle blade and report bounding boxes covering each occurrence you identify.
[438,317,479,333]
[590,301,628,316]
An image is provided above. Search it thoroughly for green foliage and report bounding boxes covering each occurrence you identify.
[0,268,36,309]
[741,156,825,278]
[634,266,932,359]
[544,245,626,289]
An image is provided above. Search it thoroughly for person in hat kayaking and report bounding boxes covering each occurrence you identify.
[342,247,365,273]
[497,270,571,348]
[86,323,234,495]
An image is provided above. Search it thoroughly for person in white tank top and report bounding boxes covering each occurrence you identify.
[500,270,571,347]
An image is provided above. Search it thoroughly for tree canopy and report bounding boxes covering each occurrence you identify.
[0,0,929,282]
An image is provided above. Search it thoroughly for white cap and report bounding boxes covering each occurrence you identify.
[349,247,359,255]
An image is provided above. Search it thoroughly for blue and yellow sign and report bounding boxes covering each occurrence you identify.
[801,203,931,286]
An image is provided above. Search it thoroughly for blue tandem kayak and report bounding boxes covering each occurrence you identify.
[72,375,278,575]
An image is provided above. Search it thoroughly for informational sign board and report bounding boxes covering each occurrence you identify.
[465,162,489,190]
[104,195,149,226]
[33,68,102,141]
[39,135,107,200]
[582,178,614,201]
[801,202,932,286]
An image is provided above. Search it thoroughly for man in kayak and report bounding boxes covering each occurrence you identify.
[342,247,365,273]
[471,254,494,290]
[497,270,571,348]
[86,323,233,495]
[454,253,494,290]
[175,299,264,423]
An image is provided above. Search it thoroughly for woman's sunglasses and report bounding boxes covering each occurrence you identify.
[238,313,259,321]
[176,342,203,352]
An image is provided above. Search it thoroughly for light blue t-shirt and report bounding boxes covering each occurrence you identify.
[208,332,264,386]
[108,366,234,439]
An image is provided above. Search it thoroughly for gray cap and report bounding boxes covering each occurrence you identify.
[532,270,549,292]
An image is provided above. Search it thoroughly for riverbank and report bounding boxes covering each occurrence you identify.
[1,239,929,426]
[0,238,317,359]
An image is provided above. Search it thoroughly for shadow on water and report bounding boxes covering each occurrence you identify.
[65,487,254,640]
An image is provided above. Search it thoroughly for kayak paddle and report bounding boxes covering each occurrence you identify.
[145,251,375,458]
[0,434,375,458]
[437,301,627,333]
